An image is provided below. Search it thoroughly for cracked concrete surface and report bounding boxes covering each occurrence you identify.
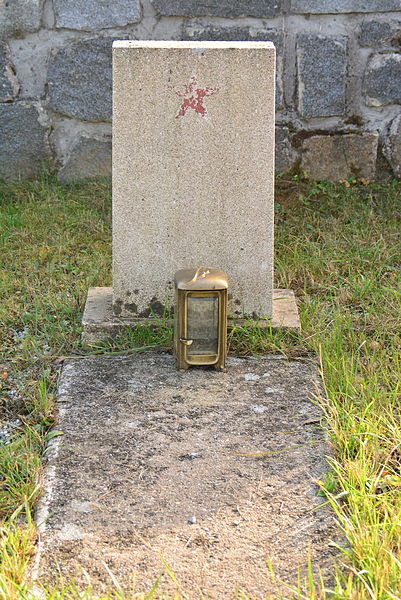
[34,352,337,598]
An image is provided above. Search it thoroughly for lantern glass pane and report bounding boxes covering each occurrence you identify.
[187,295,218,355]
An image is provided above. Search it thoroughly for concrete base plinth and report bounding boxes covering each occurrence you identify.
[81,287,300,345]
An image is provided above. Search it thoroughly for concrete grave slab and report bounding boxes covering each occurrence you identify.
[34,353,336,597]
[81,287,301,345]
[112,41,276,320]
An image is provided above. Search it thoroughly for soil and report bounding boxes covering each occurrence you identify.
[34,353,338,598]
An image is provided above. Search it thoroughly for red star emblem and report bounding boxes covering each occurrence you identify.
[170,76,219,119]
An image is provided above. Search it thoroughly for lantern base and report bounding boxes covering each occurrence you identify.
[81,287,300,346]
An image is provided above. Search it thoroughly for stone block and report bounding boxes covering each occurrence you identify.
[58,136,111,182]
[152,0,282,18]
[291,0,401,13]
[297,35,347,118]
[54,0,140,31]
[363,53,401,106]
[113,41,275,318]
[0,44,18,101]
[275,126,298,173]
[359,20,401,47]
[0,103,50,181]
[0,0,42,38]
[182,24,283,44]
[182,24,284,107]
[301,133,378,182]
[47,38,113,122]
[383,114,401,179]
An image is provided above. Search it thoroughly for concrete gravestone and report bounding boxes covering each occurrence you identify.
[83,41,299,341]
[113,40,275,319]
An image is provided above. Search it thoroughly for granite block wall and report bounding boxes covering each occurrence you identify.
[1,0,400,182]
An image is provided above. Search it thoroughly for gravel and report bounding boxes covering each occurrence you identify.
[0,419,21,446]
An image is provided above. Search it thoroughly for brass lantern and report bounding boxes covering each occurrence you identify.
[174,267,228,371]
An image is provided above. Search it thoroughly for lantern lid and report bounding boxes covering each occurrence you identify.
[174,267,228,291]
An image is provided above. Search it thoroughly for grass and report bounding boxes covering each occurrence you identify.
[0,172,400,598]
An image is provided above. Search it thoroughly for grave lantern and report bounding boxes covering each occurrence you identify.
[174,267,228,371]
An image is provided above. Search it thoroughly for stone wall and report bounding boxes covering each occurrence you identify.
[1,0,401,182]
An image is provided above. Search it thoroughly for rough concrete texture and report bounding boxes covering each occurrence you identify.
[81,287,301,346]
[152,0,282,18]
[302,133,379,182]
[0,103,50,181]
[0,43,18,101]
[112,41,275,319]
[54,0,141,31]
[0,0,42,38]
[383,114,401,178]
[35,353,336,597]
[182,24,284,107]
[363,53,401,106]
[47,38,113,121]
[58,135,111,181]
[297,35,347,118]
[291,0,401,12]
[359,20,401,46]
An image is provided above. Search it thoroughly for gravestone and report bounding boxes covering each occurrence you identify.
[82,40,299,341]
[113,41,275,319]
